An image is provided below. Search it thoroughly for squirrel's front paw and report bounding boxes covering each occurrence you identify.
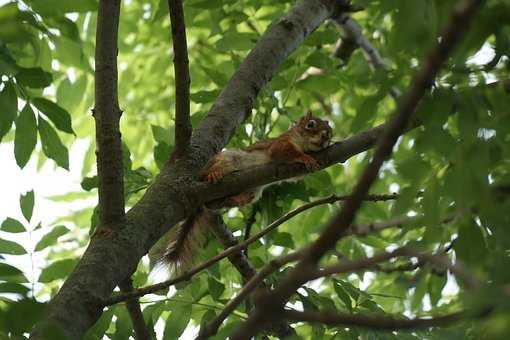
[301,155,320,171]
[205,169,224,183]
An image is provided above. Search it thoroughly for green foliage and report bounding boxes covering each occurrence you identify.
[38,116,69,170]
[0,0,509,338]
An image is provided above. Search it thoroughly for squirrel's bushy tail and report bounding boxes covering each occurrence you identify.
[150,207,210,275]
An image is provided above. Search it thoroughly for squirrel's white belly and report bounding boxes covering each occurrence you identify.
[222,149,271,171]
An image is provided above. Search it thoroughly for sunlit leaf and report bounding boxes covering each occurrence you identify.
[0,80,17,141]
[15,67,53,88]
[1,217,25,233]
[32,97,74,134]
[35,225,70,251]
[38,116,69,170]
[0,239,26,255]
[14,104,37,168]
[38,259,77,283]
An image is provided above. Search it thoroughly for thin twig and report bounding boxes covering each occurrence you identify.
[197,251,303,340]
[283,309,465,330]
[168,0,191,157]
[309,247,483,290]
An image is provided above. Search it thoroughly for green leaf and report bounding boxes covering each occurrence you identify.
[15,67,53,88]
[0,238,26,255]
[296,74,341,96]
[85,308,114,340]
[454,219,487,266]
[189,0,223,9]
[32,97,74,134]
[200,66,228,86]
[14,104,37,168]
[422,177,440,227]
[1,217,25,233]
[112,307,131,340]
[163,303,191,339]
[54,36,84,68]
[38,116,69,170]
[154,142,172,170]
[0,81,17,141]
[81,176,98,191]
[4,299,46,335]
[38,259,77,283]
[35,225,69,251]
[0,263,27,282]
[333,280,353,312]
[151,124,172,144]
[207,276,225,301]
[428,274,447,305]
[215,31,257,51]
[273,232,295,248]
[29,0,98,16]
[411,274,428,311]
[190,90,220,104]
[56,75,87,111]
[20,190,35,222]
[0,282,30,296]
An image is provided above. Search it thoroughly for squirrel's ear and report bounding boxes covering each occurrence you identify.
[305,110,313,119]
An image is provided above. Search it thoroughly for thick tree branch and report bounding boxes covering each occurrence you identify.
[230,1,483,338]
[168,0,191,156]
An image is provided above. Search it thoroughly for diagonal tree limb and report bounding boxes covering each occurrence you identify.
[168,0,191,157]
[30,1,352,337]
[230,1,483,338]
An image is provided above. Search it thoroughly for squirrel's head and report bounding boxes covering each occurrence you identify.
[294,111,332,152]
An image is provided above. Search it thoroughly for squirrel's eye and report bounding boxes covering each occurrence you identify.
[305,120,316,129]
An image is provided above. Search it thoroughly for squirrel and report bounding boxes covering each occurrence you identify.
[150,111,332,273]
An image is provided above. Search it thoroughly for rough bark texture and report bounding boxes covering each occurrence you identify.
[30,0,349,338]
[93,0,125,228]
